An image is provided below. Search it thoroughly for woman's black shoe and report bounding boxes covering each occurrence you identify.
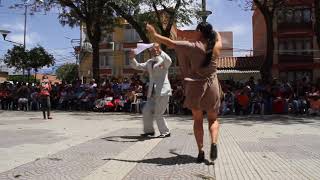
[210,143,217,161]
[197,151,205,163]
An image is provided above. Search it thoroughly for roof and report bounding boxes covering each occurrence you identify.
[217,56,264,70]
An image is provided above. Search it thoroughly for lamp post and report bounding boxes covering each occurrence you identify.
[0,30,24,46]
[198,0,212,23]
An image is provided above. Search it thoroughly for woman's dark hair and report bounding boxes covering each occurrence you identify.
[196,22,217,67]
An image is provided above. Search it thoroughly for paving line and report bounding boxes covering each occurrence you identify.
[224,127,262,180]
[82,138,162,180]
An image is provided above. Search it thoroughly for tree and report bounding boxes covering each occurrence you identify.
[3,45,28,72]
[36,0,116,84]
[4,45,55,82]
[230,0,287,82]
[56,63,79,83]
[109,0,199,45]
[28,46,55,81]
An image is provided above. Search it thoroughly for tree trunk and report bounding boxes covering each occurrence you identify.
[34,69,37,83]
[315,0,320,48]
[92,42,100,84]
[260,14,274,83]
[27,69,31,83]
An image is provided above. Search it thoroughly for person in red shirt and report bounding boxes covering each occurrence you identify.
[40,75,52,119]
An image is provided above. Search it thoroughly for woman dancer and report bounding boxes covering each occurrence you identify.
[146,22,222,162]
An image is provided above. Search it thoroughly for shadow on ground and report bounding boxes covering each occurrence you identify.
[101,135,156,142]
[103,149,212,166]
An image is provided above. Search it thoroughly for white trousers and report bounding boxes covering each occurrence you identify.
[142,95,170,134]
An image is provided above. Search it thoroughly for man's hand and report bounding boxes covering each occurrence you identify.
[129,49,136,60]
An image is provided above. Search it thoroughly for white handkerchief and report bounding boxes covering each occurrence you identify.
[133,43,154,55]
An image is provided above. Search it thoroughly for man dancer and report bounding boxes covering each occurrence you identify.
[129,43,172,138]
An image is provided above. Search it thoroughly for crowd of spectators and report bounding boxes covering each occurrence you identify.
[220,77,320,116]
[0,73,319,116]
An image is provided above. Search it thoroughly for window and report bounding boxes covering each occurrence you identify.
[303,9,311,23]
[124,29,140,42]
[303,40,312,55]
[101,33,113,43]
[282,71,312,81]
[287,41,294,54]
[278,38,313,55]
[125,51,144,66]
[124,24,141,42]
[278,41,286,55]
[99,54,112,68]
[277,10,285,24]
[294,10,302,23]
[295,40,303,55]
[125,51,130,66]
[278,7,311,24]
[286,10,294,23]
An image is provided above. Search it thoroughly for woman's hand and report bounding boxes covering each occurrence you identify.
[146,24,157,36]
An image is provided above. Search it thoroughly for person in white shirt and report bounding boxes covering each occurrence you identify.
[129,43,172,138]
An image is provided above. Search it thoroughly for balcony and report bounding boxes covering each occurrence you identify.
[278,54,313,63]
[277,22,313,36]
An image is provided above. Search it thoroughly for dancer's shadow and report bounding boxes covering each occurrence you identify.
[103,149,212,166]
[101,135,156,142]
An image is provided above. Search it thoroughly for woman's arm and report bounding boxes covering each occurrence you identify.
[146,24,177,49]
[213,32,222,57]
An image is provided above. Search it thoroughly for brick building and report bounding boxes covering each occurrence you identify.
[253,0,320,82]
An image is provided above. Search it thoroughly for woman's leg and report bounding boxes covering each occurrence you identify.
[192,109,204,152]
[207,111,219,144]
[207,110,219,161]
[47,96,52,119]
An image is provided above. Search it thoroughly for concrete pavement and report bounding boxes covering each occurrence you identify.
[0,111,320,179]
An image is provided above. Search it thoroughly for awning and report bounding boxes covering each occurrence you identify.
[217,70,260,74]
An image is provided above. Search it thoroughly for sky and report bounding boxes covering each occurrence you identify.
[0,0,253,74]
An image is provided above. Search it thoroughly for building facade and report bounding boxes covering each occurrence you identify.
[253,0,320,82]
[79,20,234,82]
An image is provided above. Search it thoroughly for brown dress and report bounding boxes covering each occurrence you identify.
[174,41,221,112]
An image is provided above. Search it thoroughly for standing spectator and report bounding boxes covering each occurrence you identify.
[40,75,52,119]
[17,82,30,111]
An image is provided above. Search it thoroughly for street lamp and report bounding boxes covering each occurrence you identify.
[198,0,212,23]
[0,30,24,46]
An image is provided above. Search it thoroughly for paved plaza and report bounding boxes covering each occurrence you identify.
[0,111,320,180]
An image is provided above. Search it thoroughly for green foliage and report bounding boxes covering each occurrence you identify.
[8,75,40,84]
[110,0,200,42]
[4,45,55,73]
[56,63,79,83]
[28,46,55,73]
[32,0,117,82]
[4,45,28,71]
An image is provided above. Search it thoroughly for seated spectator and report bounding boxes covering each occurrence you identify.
[235,90,250,115]
[308,94,320,115]
[221,90,234,115]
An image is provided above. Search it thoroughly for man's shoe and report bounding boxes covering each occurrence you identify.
[140,132,155,137]
[157,133,171,138]
[210,143,218,161]
[197,151,205,163]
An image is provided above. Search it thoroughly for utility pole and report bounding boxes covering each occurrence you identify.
[23,2,27,50]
